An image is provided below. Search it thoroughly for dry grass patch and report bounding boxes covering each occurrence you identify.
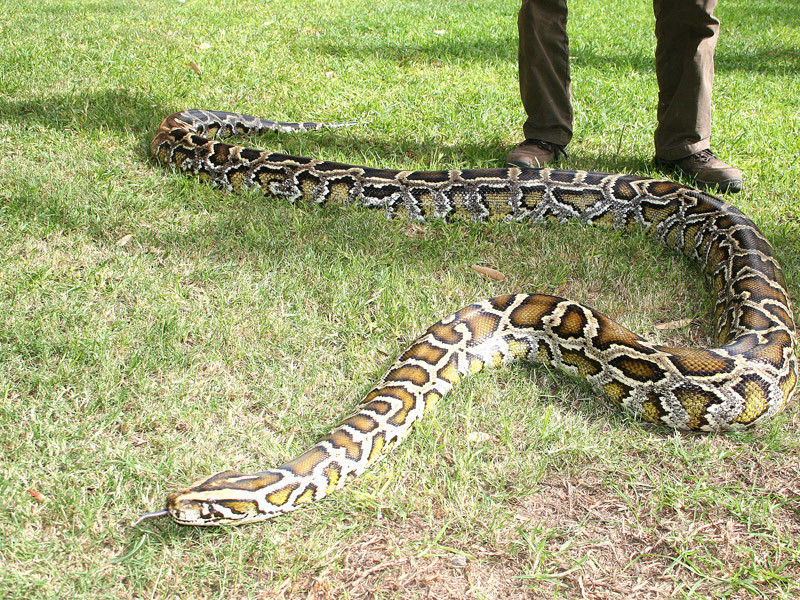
[259,518,534,600]
[513,469,799,599]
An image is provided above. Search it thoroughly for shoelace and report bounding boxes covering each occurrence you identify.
[525,139,569,159]
[689,149,716,164]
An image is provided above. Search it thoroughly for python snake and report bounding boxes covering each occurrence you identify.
[142,109,797,526]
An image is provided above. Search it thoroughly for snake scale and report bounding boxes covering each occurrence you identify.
[142,109,797,526]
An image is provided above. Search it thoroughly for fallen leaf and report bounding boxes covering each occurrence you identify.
[467,431,492,443]
[27,489,47,504]
[402,223,426,238]
[116,234,133,246]
[450,555,468,568]
[471,264,506,282]
[196,42,211,50]
[655,318,693,331]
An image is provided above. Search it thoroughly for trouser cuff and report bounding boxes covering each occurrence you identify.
[522,124,572,147]
[655,138,710,161]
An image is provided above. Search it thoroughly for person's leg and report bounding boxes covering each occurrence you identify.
[653,0,742,192]
[507,0,572,167]
[653,0,718,158]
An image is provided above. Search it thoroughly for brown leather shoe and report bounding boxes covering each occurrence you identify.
[506,139,567,168]
[655,149,742,194]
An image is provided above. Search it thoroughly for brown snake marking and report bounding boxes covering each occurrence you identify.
[140,109,797,526]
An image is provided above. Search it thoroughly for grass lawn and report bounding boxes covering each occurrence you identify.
[1,0,799,598]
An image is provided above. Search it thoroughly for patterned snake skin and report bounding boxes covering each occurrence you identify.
[145,110,797,526]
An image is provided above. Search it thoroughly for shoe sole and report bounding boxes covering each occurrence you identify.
[654,158,742,194]
[505,160,557,169]
[695,178,743,194]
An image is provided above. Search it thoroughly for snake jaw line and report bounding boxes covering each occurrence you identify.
[148,110,797,526]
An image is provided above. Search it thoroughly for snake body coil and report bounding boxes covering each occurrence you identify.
[148,110,797,526]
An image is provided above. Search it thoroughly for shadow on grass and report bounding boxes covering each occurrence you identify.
[571,44,799,76]
[316,35,799,78]
[0,88,169,136]
[314,0,799,76]
[315,35,517,67]
[0,87,517,169]
[763,223,800,301]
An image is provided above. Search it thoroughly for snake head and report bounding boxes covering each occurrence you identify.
[165,491,262,526]
[165,469,285,526]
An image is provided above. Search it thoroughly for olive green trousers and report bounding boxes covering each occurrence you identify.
[518,0,720,160]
